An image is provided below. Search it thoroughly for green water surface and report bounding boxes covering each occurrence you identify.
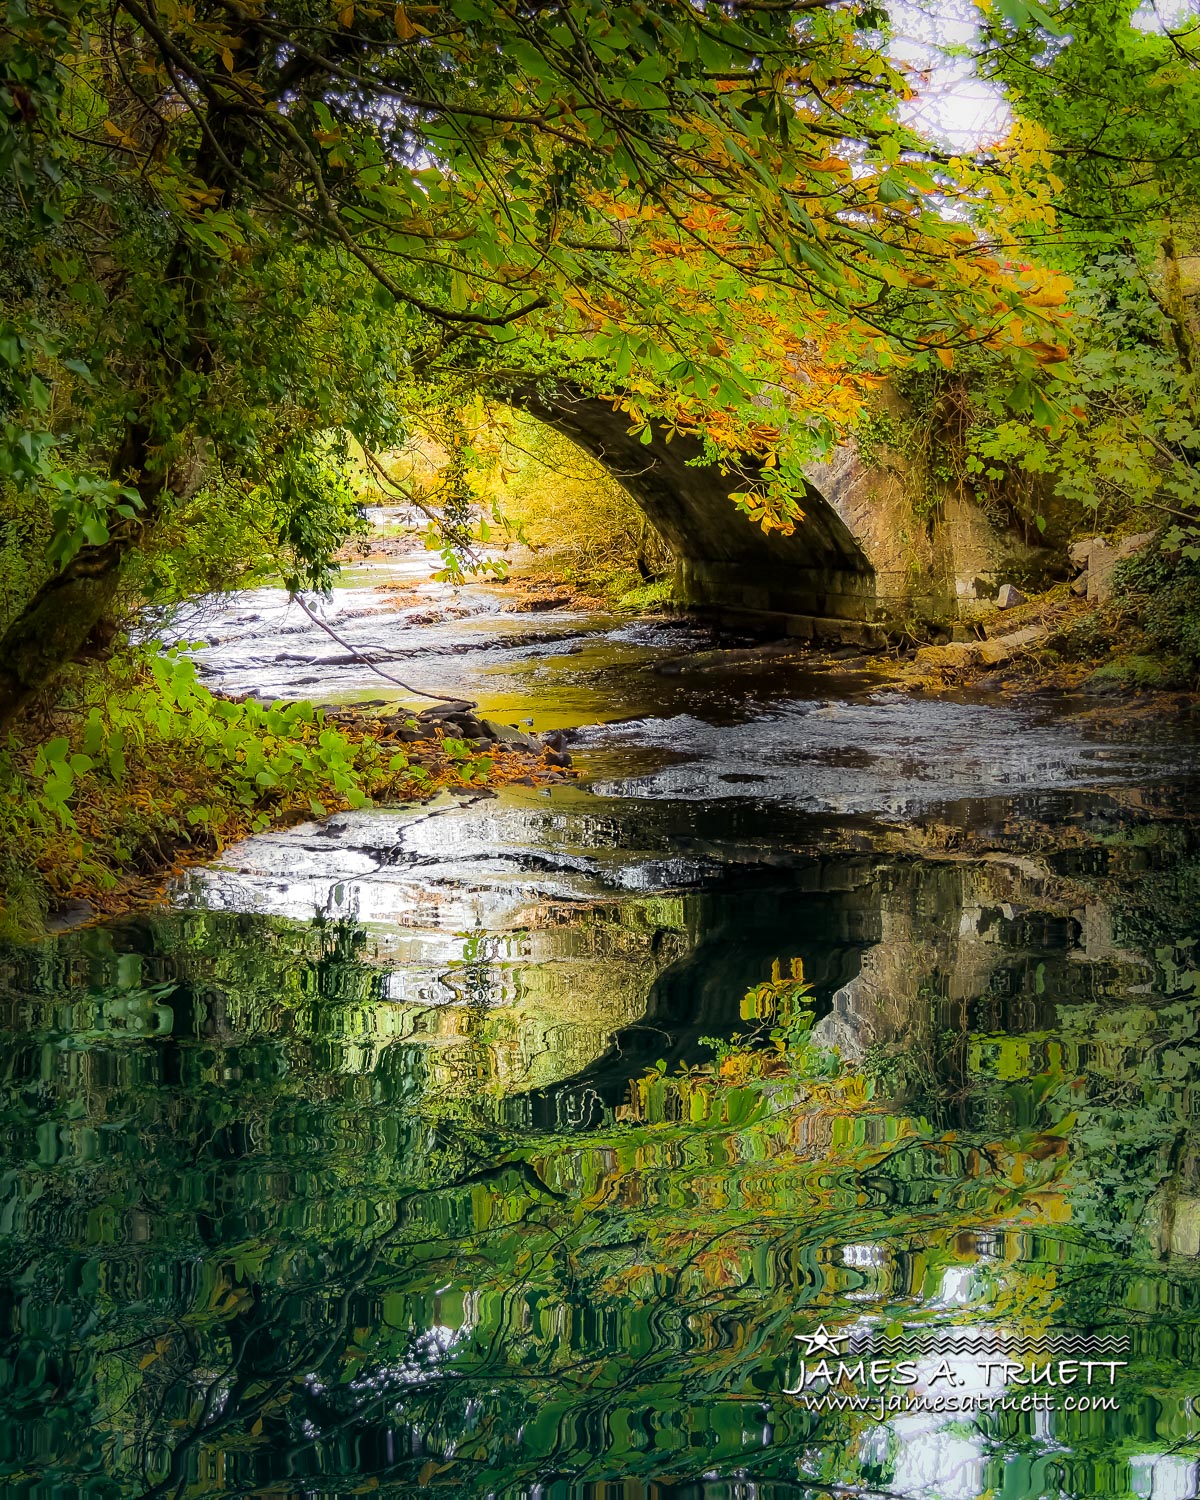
[4,833,1200,1498]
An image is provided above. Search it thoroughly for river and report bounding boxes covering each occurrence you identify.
[3,527,1200,1498]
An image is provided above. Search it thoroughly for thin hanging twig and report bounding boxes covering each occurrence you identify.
[288,592,475,707]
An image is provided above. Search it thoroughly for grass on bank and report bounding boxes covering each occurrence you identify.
[0,648,501,939]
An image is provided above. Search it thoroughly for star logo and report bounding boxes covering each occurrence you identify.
[794,1324,848,1357]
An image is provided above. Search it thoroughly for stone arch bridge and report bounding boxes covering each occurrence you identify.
[513,385,1040,645]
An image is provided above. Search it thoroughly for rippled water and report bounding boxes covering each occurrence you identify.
[5,536,1200,1497]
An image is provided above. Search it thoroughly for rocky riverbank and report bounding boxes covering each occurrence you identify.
[324,699,578,780]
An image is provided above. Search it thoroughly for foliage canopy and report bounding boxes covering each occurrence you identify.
[0,0,1069,724]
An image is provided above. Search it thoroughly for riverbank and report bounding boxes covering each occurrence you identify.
[6,529,1194,939]
[492,565,672,616]
[897,567,1200,721]
[0,660,574,939]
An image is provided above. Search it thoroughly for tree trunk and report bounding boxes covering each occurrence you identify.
[0,9,265,736]
[0,548,126,728]
[1161,229,1197,375]
[0,421,158,733]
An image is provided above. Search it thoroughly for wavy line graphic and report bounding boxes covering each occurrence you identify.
[844,1334,1130,1356]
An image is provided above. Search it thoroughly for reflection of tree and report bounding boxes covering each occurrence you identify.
[2,891,1200,1496]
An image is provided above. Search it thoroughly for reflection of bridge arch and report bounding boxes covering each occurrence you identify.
[510,385,885,641]
[514,855,1085,1133]
[518,865,888,1130]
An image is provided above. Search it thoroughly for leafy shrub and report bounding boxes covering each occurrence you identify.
[1115,547,1200,675]
[1043,609,1118,664]
[0,481,52,634]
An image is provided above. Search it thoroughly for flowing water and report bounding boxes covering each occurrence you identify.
[4,531,1200,1498]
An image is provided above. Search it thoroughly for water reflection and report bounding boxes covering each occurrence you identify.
[10,556,1200,1493]
[2,827,1199,1496]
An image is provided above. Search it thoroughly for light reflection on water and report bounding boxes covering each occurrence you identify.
[4,575,1200,1497]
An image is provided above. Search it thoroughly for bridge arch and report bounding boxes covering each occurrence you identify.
[509,385,887,642]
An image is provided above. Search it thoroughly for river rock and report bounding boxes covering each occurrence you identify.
[917,624,1047,673]
[510,591,571,612]
[996,583,1026,609]
[914,641,979,671]
[416,701,477,721]
[417,707,485,738]
[479,719,540,752]
[45,898,95,933]
[1068,537,1102,569]
[447,716,485,739]
[977,624,1046,666]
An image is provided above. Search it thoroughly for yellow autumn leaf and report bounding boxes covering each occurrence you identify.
[394,2,416,38]
[102,119,136,149]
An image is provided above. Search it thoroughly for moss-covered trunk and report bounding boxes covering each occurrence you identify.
[0,421,159,733]
[0,551,125,729]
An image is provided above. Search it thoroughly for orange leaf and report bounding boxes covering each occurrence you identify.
[1027,340,1069,364]
[935,347,954,369]
[394,3,416,37]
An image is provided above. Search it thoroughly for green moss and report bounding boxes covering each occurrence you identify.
[612,578,673,611]
[1084,654,1179,690]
